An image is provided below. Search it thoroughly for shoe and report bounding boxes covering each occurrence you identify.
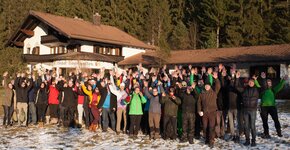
[234,136,240,143]
[209,143,214,148]
[92,125,97,132]
[179,139,187,143]
[89,124,93,131]
[102,129,107,132]
[251,141,256,147]
[244,140,250,146]
[189,139,194,144]
[277,133,283,137]
[116,132,120,135]
[261,134,271,139]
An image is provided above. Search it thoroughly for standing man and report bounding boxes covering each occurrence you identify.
[197,72,221,148]
[259,72,287,138]
[237,75,260,147]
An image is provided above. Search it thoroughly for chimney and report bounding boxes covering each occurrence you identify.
[93,13,101,25]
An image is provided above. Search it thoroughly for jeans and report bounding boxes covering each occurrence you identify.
[28,102,37,124]
[227,109,238,136]
[102,108,116,131]
[243,110,256,142]
[36,104,47,122]
[2,105,14,126]
[260,106,281,135]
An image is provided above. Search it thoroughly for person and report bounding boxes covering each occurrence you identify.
[27,75,37,126]
[48,80,60,124]
[76,81,85,126]
[259,72,287,138]
[108,72,128,135]
[2,72,16,127]
[227,71,243,142]
[35,82,49,126]
[57,80,78,127]
[143,81,163,140]
[160,87,181,140]
[14,73,33,126]
[126,86,147,139]
[237,75,260,147]
[179,83,199,144]
[97,77,117,132]
[197,72,221,148]
[81,82,101,132]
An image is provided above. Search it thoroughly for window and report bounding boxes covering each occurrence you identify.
[27,47,31,54]
[94,46,121,56]
[32,46,40,55]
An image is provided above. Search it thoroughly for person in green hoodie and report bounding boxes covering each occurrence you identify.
[126,86,147,139]
[259,72,287,138]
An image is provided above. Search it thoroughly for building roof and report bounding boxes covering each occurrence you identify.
[118,44,290,66]
[23,52,124,63]
[7,11,153,49]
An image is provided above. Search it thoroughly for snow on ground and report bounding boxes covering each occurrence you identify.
[0,112,289,150]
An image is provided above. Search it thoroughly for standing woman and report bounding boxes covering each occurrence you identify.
[48,80,60,124]
[35,82,49,127]
[127,86,147,139]
[2,72,16,127]
[81,82,101,132]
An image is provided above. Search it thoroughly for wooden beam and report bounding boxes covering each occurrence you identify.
[20,29,34,36]
[13,41,24,47]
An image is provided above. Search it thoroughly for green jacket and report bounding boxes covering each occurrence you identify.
[127,92,147,115]
[260,79,285,107]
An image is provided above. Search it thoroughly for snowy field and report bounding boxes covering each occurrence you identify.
[0,100,289,150]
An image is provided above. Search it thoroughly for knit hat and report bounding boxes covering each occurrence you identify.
[120,82,125,87]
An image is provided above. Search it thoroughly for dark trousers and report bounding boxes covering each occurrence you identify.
[243,110,256,142]
[60,105,77,127]
[237,109,244,135]
[203,111,216,145]
[2,105,13,126]
[102,108,116,131]
[129,115,142,135]
[181,112,195,140]
[91,107,100,125]
[215,110,225,137]
[260,106,281,135]
[49,104,59,118]
[141,111,149,135]
[83,104,93,127]
[163,115,178,139]
[195,112,202,137]
[36,104,47,122]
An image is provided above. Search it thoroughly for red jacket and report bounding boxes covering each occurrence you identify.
[48,85,59,104]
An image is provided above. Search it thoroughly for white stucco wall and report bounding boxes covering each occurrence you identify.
[23,23,50,55]
[81,45,94,53]
[122,47,145,58]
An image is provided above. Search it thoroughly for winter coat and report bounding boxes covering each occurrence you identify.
[160,95,181,116]
[81,85,100,108]
[57,81,78,107]
[227,78,243,110]
[260,79,285,107]
[14,77,33,103]
[144,87,162,114]
[48,85,59,105]
[2,77,15,107]
[96,82,117,111]
[127,92,147,115]
[35,87,48,105]
[179,89,199,114]
[197,79,221,113]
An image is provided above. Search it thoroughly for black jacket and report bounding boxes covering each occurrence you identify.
[179,89,199,114]
[97,82,117,111]
[241,87,259,110]
[15,77,33,103]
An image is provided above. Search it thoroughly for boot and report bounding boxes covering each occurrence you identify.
[92,124,97,132]
[277,129,282,137]
[149,127,155,139]
[89,124,94,131]
[189,138,194,144]
[251,140,256,147]
[154,128,161,140]
[45,116,50,125]
[38,122,44,127]
[244,140,250,146]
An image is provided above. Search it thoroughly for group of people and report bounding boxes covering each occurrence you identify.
[1,63,287,148]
